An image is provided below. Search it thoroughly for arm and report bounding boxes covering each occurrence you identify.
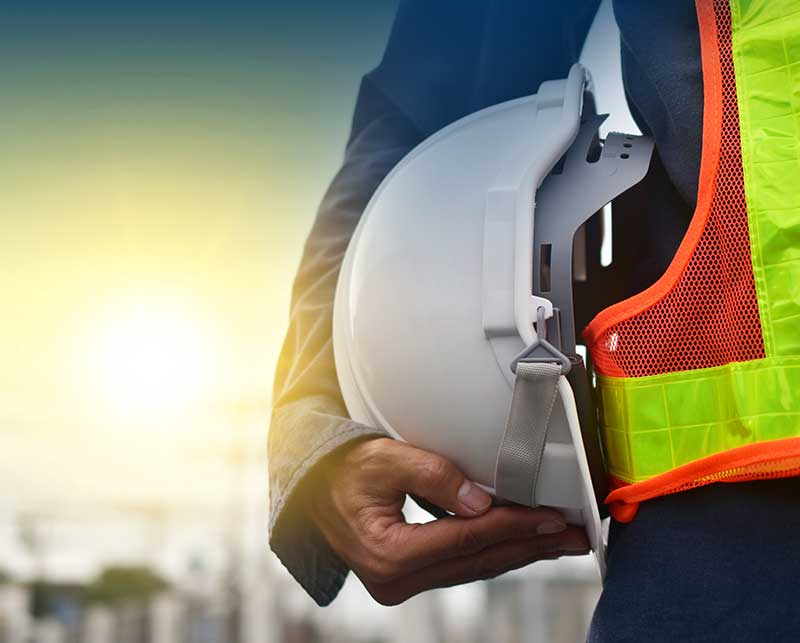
[269,0,600,607]
[268,74,422,606]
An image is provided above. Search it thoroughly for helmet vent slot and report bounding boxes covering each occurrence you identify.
[585,134,603,163]
[539,243,552,293]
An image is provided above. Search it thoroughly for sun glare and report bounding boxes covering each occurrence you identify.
[90,306,217,418]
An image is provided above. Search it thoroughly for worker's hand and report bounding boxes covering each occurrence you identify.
[308,437,590,606]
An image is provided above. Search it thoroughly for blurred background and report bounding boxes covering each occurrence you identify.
[1,1,634,642]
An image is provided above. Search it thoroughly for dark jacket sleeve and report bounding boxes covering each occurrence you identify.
[268,0,600,607]
[268,73,423,605]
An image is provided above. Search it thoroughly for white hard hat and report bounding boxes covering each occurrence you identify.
[333,64,653,576]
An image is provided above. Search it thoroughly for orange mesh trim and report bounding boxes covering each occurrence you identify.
[584,0,765,378]
[606,438,800,522]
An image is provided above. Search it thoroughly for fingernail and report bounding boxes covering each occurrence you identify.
[457,480,491,514]
[537,520,567,535]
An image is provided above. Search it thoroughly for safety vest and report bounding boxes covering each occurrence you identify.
[585,0,800,522]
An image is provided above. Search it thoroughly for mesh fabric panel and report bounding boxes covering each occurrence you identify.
[588,0,765,378]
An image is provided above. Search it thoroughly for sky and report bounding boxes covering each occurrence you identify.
[0,0,634,590]
[0,1,398,517]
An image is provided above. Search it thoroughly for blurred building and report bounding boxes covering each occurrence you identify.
[0,548,600,643]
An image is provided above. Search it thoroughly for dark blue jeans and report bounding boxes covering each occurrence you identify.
[587,479,800,642]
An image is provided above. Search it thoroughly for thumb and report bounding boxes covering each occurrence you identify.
[385,441,492,517]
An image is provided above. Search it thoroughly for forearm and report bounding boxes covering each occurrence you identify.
[269,399,384,605]
[268,76,422,605]
[268,0,601,605]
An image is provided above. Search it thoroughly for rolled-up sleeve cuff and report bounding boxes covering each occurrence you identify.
[268,401,387,605]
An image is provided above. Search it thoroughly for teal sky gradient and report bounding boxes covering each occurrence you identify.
[0,2,398,512]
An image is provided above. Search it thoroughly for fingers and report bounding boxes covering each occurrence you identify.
[365,526,591,606]
[381,440,492,517]
[316,437,591,607]
[370,505,569,578]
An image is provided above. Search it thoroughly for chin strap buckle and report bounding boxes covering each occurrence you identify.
[510,306,572,375]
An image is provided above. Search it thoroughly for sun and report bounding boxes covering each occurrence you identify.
[90,306,218,417]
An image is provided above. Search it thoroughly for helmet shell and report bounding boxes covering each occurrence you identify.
[333,65,604,570]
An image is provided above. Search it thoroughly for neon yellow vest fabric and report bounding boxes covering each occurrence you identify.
[584,0,800,516]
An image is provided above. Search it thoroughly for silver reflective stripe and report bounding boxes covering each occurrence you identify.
[494,362,561,506]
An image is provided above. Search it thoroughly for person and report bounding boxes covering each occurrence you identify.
[269,2,800,641]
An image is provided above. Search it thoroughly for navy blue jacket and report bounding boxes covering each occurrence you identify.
[269,2,800,639]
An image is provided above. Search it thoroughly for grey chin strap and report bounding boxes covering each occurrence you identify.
[494,361,562,507]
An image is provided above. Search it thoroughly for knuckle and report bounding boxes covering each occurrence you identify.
[470,552,506,582]
[352,438,390,467]
[367,437,394,457]
[357,506,386,537]
[492,506,524,525]
[418,455,453,486]
[361,519,400,557]
[456,525,485,554]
